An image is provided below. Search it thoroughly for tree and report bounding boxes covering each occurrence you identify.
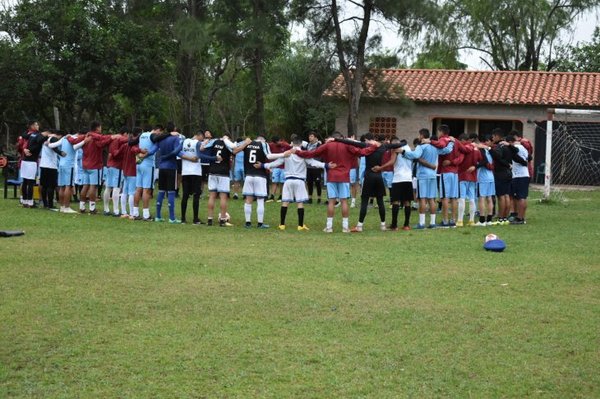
[437,0,600,71]
[411,41,467,70]
[555,27,600,72]
[292,0,436,136]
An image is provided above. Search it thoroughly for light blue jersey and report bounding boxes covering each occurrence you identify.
[138,132,156,167]
[403,142,454,179]
[60,135,77,169]
[477,149,494,183]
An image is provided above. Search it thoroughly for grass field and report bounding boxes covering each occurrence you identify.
[1,189,599,398]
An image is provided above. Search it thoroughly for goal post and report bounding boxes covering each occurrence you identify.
[544,108,600,200]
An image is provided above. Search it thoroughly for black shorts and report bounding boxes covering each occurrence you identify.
[181,175,202,195]
[390,182,414,203]
[40,167,58,187]
[361,174,386,198]
[158,169,178,191]
[495,179,512,196]
[201,164,210,181]
[307,168,322,183]
[511,177,529,199]
[177,159,182,174]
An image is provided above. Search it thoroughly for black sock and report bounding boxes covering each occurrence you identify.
[486,215,493,222]
[192,194,200,222]
[404,206,411,227]
[391,204,399,228]
[298,208,304,226]
[181,195,188,221]
[480,216,485,223]
[280,206,288,225]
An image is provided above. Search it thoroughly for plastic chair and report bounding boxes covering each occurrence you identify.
[3,161,22,199]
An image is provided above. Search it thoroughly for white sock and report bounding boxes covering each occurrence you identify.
[326,217,333,229]
[128,196,134,215]
[458,198,465,222]
[121,192,128,215]
[143,208,150,219]
[103,187,111,212]
[244,203,252,223]
[357,221,364,227]
[133,206,139,217]
[256,199,265,223]
[112,188,121,214]
[419,213,426,225]
[342,218,349,229]
[89,201,96,211]
[469,199,476,222]
[430,214,436,225]
[80,201,85,210]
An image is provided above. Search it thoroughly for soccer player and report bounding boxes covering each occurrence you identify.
[19,121,46,208]
[507,134,530,224]
[401,128,454,229]
[267,136,291,202]
[131,125,169,221]
[475,135,496,226]
[39,130,65,210]
[179,132,220,224]
[116,128,144,219]
[346,134,361,208]
[51,129,84,213]
[432,124,463,227]
[203,133,236,226]
[373,137,414,231]
[456,133,479,227]
[295,131,379,233]
[305,131,323,204]
[67,121,114,214]
[17,121,37,204]
[231,137,246,200]
[258,136,333,230]
[239,135,272,228]
[102,126,129,216]
[490,128,515,225]
[154,122,184,223]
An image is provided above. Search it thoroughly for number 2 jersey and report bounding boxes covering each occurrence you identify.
[243,140,269,178]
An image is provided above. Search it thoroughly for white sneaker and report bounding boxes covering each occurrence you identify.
[342,227,350,233]
[380,224,387,231]
[475,221,486,227]
[323,227,333,233]
[62,207,77,214]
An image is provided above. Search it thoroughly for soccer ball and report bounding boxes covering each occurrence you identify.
[485,233,498,242]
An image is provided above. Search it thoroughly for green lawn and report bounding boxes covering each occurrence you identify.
[1,189,599,398]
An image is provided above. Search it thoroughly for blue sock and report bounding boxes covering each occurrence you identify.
[156,191,165,218]
[168,191,176,220]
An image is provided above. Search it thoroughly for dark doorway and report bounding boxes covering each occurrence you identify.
[432,118,464,138]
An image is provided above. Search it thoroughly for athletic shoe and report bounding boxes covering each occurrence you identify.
[276,199,282,203]
[130,216,142,221]
[154,217,164,222]
[342,227,351,233]
[402,225,411,231]
[335,201,341,208]
[89,209,98,215]
[48,208,59,212]
[510,219,526,225]
[112,213,120,217]
[62,207,78,214]
[103,211,111,216]
[245,222,252,229]
[266,195,275,203]
[350,226,363,233]
[427,224,437,229]
[389,226,399,232]
[193,220,205,225]
[380,225,387,231]
[414,224,426,230]
[79,208,87,214]
[257,224,270,229]
[207,219,213,226]
[278,225,286,230]
[120,214,130,219]
[438,221,450,229]
[169,219,182,224]
[467,221,475,226]
[142,217,153,222]
[475,221,487,227]
[297,225,310,231]
[448,221,457,228]
[307,198,313,204]
[486,221,494,226]
[456,221,464,227]
[501,220,511,226]
[323,227,333,233]
[233,193,239,200]
[219,221,233,227]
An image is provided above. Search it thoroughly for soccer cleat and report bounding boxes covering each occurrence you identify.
[342,227,351,233]
[335,201,341,208]
[142,217,153,222]
[169,219,182,224]
[297,225,309,231]
[257,224,270,229]
[402,225,411,231]
[323,227,333,233]
[380,225,387,231]
[510,219,526,225]
[427,224,437,229]
[448,220,457,228]
[486,221,494,226]
[414,224,426,230]
[219,220,233,227]
[89,209,98,215]
[350,226,363,233]
[456,221,464,227]
[103,211,111,216]
[467,221,475,227]
[120,214,130,219]
[193,219,205,225]
[233,193,239,200]
[475,221,487,227]
[207,219,213,226]
[245,222,252,229]
[438,221,450,229]
[278,225,286,230]
[389,226,399,232]
[112,213,121,217]
[307,198,313,204]
[131,216,143,221]
[79,208,87,214]
[266,195,275,203]
[62,207,78,214]
[154,217,165,222]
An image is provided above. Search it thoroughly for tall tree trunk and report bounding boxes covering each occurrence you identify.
[253,47,266,135]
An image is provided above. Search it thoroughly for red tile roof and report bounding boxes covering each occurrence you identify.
[323,69,600,107]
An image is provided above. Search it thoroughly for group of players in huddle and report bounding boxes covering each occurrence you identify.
[16,120,532,232]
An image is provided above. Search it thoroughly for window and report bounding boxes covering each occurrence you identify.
[369,117,397,137]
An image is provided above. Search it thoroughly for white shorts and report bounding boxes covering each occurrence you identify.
[242,175,268,198]
[20,161,38,180]
[208,175,230,193]
[282,179,309,203]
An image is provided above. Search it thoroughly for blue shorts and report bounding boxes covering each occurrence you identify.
[477,182,496,197]
[439,173,459,199]
[75,167,84,185]
[460,181,476,200]
[417,178,437,199]
[382,171,393,189]
[136,165,155,189]
[349,168,358,184]
[81,168,102,186]
[511,177,529,200]
[233,167,245,182]
[326,182,350,199]
[58,166,74,187]
[124,176,137,195]
[105,167,123,188]
[272,168,286,183]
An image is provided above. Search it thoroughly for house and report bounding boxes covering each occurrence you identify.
[323,69,600,173]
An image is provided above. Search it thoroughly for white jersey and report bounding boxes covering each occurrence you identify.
[512,144,529,178]
[39,141,59,169]
[392,145,412,183]
[266,148,325,180]
[181,138,202,176]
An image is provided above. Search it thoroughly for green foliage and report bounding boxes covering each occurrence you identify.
[555,27,600,72]
[411,41,467,70]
